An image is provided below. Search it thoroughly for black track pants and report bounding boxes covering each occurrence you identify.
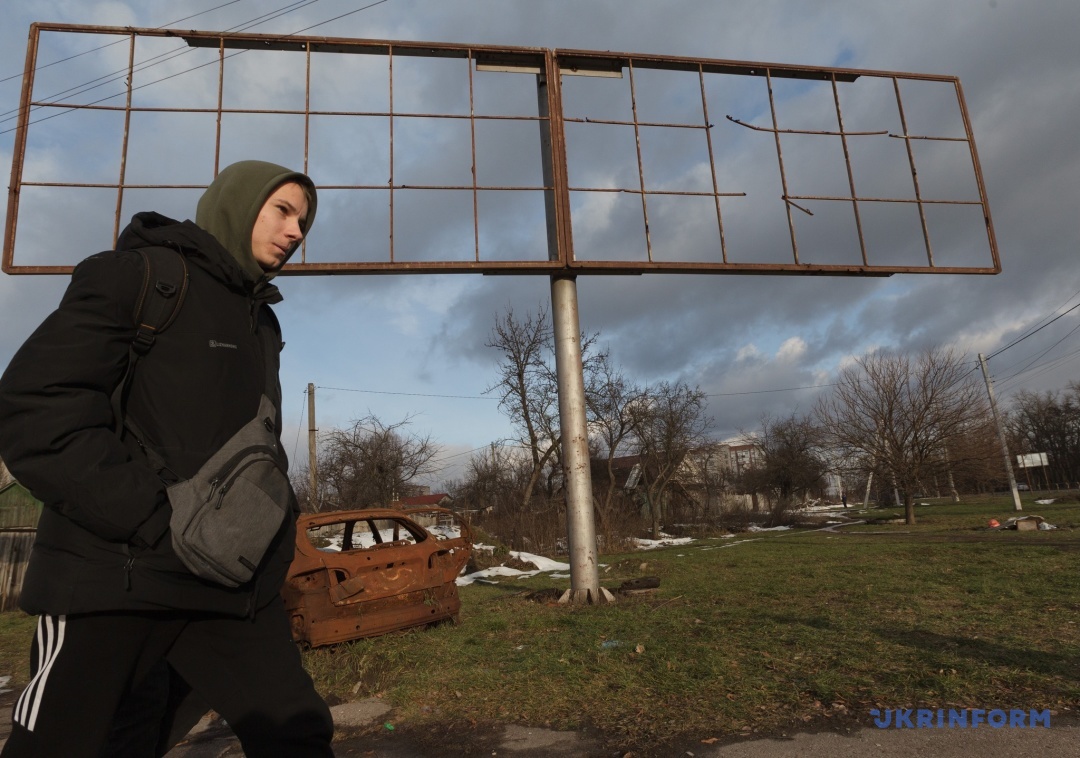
[1,598,334,758]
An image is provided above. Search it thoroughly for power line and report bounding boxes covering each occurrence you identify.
[1,0,398,132]
[0,0,245,85]
[985,290,1080,361]
[313,377,850,403]
[998,319,1080,385]
[424,440,533,476]
[316,385,497,401]
[431,444,498,462]
[279,0,393,35]
[706,382,836,397]
[292,385,308,462]
[978,285,1080,395]
[998,338,1080,393]
[12,0,395,121]
[314,379,841,402]
[2,0,397,137]
[1,1,319,127]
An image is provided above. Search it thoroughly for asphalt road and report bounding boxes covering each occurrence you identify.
[169,702,1080,757]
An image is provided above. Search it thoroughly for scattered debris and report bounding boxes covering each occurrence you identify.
[458,550,571,585]
[618,576,661,595]
[992,515,1057,531]
[523,587,562,603]
[503,555,540,572]
[634,535,695,550]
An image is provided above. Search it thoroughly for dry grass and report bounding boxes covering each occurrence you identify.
[0,494,1076,754]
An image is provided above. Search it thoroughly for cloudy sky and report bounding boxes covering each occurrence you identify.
[1,0,1078,489]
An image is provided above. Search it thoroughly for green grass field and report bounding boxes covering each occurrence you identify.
[2,494,1078,752]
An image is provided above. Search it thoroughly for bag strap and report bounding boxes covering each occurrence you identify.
[110,247,189,435]
[258,305,283,413]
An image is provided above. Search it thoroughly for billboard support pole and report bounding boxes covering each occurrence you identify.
[537,69,612,604]
[550,274,612,604]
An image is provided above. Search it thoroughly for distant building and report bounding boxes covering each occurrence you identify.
[715,437,760,478]
[600,445,760,517]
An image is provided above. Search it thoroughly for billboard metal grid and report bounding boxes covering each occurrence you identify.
[4,23,999,276]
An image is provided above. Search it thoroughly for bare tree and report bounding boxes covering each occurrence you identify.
[940,418,1003,495]
[485,305,598,512]
[485,306,560,513]
[1006,383,1080,488]
[585,349,644,527]
[317,414,440,511]
[740,413,828,524]
[453,443,527,514]
[816,347,986,524]
[452,442,570,553]
[629,381,712,537]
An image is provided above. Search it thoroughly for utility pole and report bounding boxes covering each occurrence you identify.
[978,353,1023,511]
[943,447,960,502]
[307,383,318,511]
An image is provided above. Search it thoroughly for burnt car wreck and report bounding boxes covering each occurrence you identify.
[282,507,472,647]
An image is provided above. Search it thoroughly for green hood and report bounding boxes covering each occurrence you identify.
[195,160,317,282]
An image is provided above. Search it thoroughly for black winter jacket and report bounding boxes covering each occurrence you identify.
[0,212,297,617]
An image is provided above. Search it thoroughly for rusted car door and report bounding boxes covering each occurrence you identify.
[283,508,472,647]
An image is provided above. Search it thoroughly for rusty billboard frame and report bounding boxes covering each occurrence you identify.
[4,23,999,276]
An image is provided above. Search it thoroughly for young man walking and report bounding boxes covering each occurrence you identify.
[0,160,334,757]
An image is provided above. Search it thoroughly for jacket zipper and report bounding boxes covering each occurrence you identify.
[130,431,181,484]
[123,545,135,590]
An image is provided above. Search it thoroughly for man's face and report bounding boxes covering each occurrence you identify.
[250,181,309,271]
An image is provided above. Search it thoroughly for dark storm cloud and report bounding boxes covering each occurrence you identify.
[421,0,1080,424]
[3,0,1079,456]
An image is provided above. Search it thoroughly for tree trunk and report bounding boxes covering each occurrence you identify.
[904,492,916,525]
[520,445,557,512]
[647,491,663,538]
[946,467,960,503]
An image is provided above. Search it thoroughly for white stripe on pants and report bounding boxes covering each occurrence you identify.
[14,614,66,732]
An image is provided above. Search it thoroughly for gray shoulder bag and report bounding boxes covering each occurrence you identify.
[166,393,291,587]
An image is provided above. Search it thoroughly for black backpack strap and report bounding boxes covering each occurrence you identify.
[110,247,189,435]
[131,247,188,354]
[258,305,284,411]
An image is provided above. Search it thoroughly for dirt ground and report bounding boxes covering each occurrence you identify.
[164,706,1080,757]
[2,515,1076,755]
[1,688,1077,757]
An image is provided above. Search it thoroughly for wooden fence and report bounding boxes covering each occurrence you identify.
[0,529,35,612]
